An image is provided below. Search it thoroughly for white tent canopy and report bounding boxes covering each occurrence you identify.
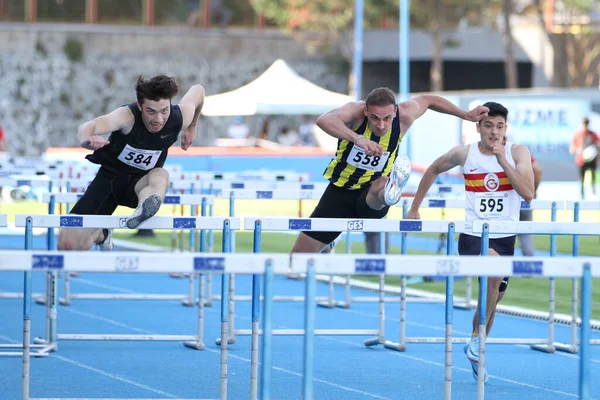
[201,59,353,116]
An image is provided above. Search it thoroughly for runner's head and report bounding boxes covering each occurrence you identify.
[135,75,179,133]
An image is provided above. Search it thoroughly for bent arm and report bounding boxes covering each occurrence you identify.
[409,146,467,212]
[504,144,535,202]
[399,95,469,129]
[179,84,206,129]
[77,106,134,143]
[316,102,366,144]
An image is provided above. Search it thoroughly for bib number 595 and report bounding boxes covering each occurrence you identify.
[479,197,503,213]
[352,152,380,168]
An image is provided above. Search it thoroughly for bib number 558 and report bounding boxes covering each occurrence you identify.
[352,152,380,168]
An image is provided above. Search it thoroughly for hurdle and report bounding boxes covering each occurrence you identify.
[395,199,564,311]
[484,204,600,355]
[378,219,599,356]
[8,248,595,399]
[12,249,290,400]
[220,217,462,348]
[36,192,215,307]
[292,251,596,400]
[14,214,240,355]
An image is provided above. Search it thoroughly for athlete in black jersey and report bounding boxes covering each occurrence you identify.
[58,74,205,252]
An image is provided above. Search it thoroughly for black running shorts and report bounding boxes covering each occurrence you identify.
[303,183,390,245]
[458,233,516,292]
[70,167,142,215]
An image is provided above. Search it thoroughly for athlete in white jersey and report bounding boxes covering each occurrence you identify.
[404,102,534,383]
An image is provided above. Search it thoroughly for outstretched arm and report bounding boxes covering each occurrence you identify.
[405,145,468,219]
[179,84,206,150]
[398,95,489,132]
[77,106,134,150]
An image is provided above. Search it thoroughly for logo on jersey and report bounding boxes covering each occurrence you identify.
[484,173,500,192]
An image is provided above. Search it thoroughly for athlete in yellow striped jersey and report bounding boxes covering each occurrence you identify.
[291,87,490,253]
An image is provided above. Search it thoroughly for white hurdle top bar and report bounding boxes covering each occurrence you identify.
[225,189,326,200]
[170,180,329,192]
[398,198,561,210]
[41,193,215,206]
[245,217,465,233]
[473,221,600,236]
[15,215,240,230]
[291,254,599,278]
[566,200,600,211]
[0,251,596,277]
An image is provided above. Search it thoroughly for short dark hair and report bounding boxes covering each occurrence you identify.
[482,101,508,120]
[135,74,179,104]
[365,87,396,108]
[583,117,590,125]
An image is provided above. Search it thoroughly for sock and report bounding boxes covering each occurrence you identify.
[99,229,109,244]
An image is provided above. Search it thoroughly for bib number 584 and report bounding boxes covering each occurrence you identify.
[124,152,153,167]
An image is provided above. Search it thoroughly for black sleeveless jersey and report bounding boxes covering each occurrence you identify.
[85,103,183,176]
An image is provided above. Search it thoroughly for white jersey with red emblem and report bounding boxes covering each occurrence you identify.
[463,142,520,238]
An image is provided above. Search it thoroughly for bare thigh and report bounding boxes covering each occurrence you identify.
[292,232,329,253]
[58,228,102,251]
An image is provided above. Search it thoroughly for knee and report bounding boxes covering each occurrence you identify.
[149,168,170,184]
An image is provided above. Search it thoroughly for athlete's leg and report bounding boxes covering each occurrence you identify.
[58,170,118,251]
[125,168,170,229]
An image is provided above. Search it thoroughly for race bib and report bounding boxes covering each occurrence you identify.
[117,144,161,171]
[347,146,390,172]
[475,192,509,218]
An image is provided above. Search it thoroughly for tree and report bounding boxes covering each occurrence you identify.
[502,0,518,88]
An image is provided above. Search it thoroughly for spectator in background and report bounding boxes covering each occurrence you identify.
[187,0,232,28]
[0,124,6,152]
[277,126,300,146]
[227,116,250,139]
[570,117,599,199]
[298,115,316,146]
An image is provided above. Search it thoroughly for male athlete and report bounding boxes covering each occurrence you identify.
[58,74,205,251]
[405,102,535,382]
[291,87,490,253]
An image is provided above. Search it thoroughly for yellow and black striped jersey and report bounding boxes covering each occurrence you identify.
[323,112,402,189]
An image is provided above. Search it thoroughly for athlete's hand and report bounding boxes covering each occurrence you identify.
[355,137,383,157]
[464,105,489,122]
[80,136,109,151]
[404,208,420,220]
[492,143,507,164]
[181,126,196,150]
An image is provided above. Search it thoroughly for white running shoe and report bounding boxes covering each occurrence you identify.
[464,336,488,383]
[383,152,411,206]
[126,194,162,229]
[98,229,114,252]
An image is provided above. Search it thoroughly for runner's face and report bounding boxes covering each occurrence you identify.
[365,104,396,136]
[477,115,506,151]
[138,99,171,133]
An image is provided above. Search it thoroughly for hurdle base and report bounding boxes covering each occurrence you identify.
[530,344,556,353]
[286,274,305,281]
[215,337,236,345]
[34,297,47,306]
[32,338,57,355]
[180,299,195,307]
[364,337,385,347]
[317,301,336,309]
[183,340,205,351]
[554,343,578,354]
[453,302,475,310]
[335,301,351,309]
[383,341,407,352]
[59,297,71,306]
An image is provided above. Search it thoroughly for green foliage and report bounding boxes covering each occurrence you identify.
[35,40,47,57]
[63,37,84,63]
